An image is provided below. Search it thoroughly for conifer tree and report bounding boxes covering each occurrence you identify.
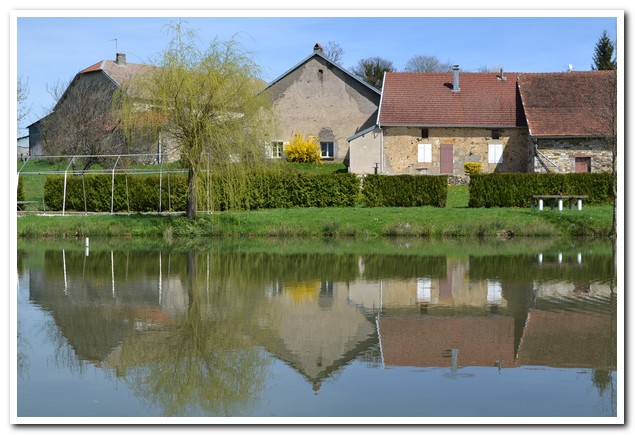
[592,30,617,70]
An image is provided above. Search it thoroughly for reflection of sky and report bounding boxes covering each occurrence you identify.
[255,357,616,420]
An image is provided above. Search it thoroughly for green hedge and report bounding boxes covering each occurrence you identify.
[468,173,614,208]
[362,174,447,207]
[43,174,188,212]
[43,171,361,212]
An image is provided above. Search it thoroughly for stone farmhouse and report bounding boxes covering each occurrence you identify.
[518,71,616,174]
[263,44,381,164]
[28,53,177,162]
[27,46,616,176]
[349,66,616,176]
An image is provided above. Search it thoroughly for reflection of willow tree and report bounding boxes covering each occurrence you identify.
[117,251,270,416]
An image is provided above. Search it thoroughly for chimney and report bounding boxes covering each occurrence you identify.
[452,65,460,92]
[116,53,126,64]
[313,43,323,54]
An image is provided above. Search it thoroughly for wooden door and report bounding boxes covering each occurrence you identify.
[440,144,453,174]
[575,157,591,173]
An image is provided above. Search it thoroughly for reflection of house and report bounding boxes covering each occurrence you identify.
[264,44,381,164]
[379,316,516,368]
[348,258,508,310]
[256,280,376,389]
[517,280,615,370]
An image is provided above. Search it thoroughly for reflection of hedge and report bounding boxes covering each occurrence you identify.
[43,171,361,212]
[469,173,613,208]
[362,175,447,207]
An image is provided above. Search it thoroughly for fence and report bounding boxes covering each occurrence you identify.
[17,154,188,215]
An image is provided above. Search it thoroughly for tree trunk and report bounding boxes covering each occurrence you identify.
[187,167,197,219]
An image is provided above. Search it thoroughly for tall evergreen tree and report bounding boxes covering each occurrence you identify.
[592,30,617,70]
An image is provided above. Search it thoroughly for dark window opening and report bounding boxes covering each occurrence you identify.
[491,129,501,140]
[320,142,334,159]
[421,128,429,138]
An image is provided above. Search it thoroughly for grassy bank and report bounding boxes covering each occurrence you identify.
[16,204,613,240]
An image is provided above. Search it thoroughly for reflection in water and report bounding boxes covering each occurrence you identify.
[17,239,617,417]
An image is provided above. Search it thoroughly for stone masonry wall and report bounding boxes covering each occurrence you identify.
[533,138,613,173]
[382,126,530,175]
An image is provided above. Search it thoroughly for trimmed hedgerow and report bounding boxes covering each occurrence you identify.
[468,173,613,208]
[43,174,188,212]
[362,174,447,207]
[43,171,361,212]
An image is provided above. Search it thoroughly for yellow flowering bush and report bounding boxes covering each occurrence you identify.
[284,133,321,163]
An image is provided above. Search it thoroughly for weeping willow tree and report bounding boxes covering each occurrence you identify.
[118,21,278,218]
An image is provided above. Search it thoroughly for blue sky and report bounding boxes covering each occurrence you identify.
[15,11,620,133]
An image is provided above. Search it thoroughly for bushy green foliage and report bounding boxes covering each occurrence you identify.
[464,162,482,176]
[44,174,188,212]
[43,171,360,212]
[17,175,25,203]
[206,170,361,211]
[468,173,614,208]
[362,175,447,207]
[284,133,321,163]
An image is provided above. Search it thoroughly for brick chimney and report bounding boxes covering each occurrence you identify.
[116,53,127,64]
[452,65,460,92]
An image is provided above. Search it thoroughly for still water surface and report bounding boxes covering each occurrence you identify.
[16,238,618,420]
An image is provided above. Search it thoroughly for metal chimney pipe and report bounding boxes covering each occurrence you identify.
[452,65,460,92]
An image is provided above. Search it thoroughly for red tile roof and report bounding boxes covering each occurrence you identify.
[79,59,157,97]
[378,71,525,127]
[518,71,616,137]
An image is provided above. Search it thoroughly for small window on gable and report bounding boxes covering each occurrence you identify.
[320,142,334,159]
[491,129,501,140]
[418,143,432,163]
[488,143,503,164]
[421,128,429,138]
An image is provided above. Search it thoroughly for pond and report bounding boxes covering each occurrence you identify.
[14,237,619,423]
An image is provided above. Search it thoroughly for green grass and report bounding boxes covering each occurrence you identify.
[17,204,613,240]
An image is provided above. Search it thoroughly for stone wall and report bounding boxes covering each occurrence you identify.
[268,56,380,163]
[533,138,613,173]
[382,126,530,175]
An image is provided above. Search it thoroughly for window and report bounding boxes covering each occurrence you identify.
[320,141,334,159]
[421,128,429,138]
[488,144,503,164]
[417,143,432,163]
[417,278,432,303]
[265,141,284,159]
[487,280,503,304]
[491,129,501,139]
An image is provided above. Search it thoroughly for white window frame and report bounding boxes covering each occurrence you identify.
[488,143,503,164]
[265,140,284,159]
[320,141,334,159]
[418,143,432,163]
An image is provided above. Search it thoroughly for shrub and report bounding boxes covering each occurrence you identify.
[464,162,482,176]
[17,175,25,203]
[362,175,447,207]
[468,173,613,207]
[284,133,321,163]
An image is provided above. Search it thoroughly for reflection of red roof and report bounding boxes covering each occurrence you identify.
[379,316,515,368]
[517,309,615,369]
[134,307,175,325]
[379,71,525,127]
[518,71,616,137]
